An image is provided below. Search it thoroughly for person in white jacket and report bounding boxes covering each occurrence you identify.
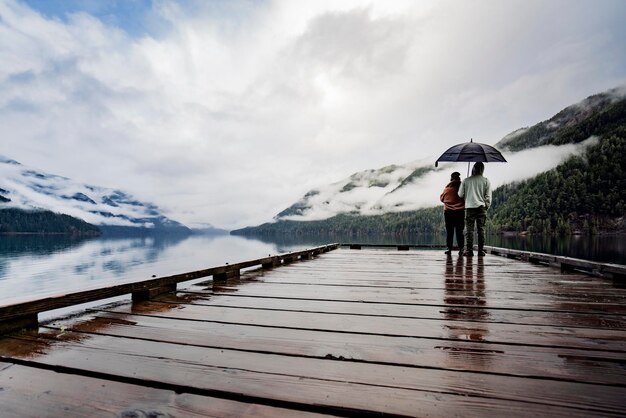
[458,162,491,257]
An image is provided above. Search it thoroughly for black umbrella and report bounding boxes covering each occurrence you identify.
[435,138,507,176]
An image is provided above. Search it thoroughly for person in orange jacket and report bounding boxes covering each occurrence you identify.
[440,171,465,255]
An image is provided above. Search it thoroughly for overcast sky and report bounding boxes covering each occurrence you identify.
[2,0,625,229]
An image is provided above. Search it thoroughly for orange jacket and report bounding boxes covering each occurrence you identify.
[440,180,465,211]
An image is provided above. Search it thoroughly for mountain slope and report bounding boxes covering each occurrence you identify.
[0,208,101,235]
[0,156,189,233]
[234,86,626,236]
[496,87,626,151]
[489,129,625,234]
[276,161,437,221]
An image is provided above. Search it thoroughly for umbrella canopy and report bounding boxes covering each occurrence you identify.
[435,139,506,176]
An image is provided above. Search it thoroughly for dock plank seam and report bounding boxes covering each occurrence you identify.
[34,323,626,388]
[0,354,408,418]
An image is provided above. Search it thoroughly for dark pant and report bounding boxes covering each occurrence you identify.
[444,210,465,250]
[465,206,487,251]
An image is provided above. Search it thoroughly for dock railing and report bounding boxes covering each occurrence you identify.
[483,245,626,281]
[340,243,625,281]
[0,243,339,335]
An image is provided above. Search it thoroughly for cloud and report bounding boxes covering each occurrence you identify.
[1,0,626,229]
[283,137,598,221]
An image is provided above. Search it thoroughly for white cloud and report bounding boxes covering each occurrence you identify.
[1,0,625,229]
[281,138,599,221]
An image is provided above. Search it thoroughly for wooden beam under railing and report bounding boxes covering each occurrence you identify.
[0,243,339,335]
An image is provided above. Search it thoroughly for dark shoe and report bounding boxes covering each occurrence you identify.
[463,250,474,257]
[458,247,464,256]
[444,249,452,255]
[478,249,486,257]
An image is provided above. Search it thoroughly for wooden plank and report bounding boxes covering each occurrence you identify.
[204,275,626,300]
[1,331,624,417]
[100,301,626,351]
[196,281,626,314]
[258,258,622,284]
[251,270,622,290]
[165,292,626,330]
[262,259,620,288]
[248,251,626,313]
[2,247,625,416]
[276,252,619,282]
[47,311,626,386]
[0,362,331,418]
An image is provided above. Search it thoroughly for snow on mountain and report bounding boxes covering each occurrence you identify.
[276,139,598,222]
[0,155,187,230]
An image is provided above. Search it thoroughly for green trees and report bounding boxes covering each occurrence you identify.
[498,91,626,151]
[233,207,446,236]
[0,208,101,235]
[489,131,625,234]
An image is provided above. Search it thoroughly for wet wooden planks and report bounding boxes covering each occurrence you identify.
[0,362,329,418]
[1,248,625,417]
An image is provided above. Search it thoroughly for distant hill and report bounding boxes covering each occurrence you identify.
[274,162,438,221]
[0,156,190,235]
[233,86,626,237]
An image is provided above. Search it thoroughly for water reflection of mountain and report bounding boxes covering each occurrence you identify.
[235,233,447,248]
[490,234,626,265]
[0,234,194,303]
[0,234,96,256]
[235,232,625,264]
[0,233,189,258]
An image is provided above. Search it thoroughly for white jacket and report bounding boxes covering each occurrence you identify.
[458,175,491,209]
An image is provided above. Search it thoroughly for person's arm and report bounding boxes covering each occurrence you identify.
[484,178,492,209]
[458,181,465,198]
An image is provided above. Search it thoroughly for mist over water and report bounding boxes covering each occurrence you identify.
[0,233,623,306]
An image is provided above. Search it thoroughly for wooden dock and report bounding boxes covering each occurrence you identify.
[1,245,625,417]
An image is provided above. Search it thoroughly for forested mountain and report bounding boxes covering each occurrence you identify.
[489,129,625,234]
[235,207,444,236]
[0,155,190,235]
[274,161,438,221]
[0,208,101,235]
[497,87,626,151]
[233,87,626,237]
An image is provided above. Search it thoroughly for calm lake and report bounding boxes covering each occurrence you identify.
[0,233,624,306]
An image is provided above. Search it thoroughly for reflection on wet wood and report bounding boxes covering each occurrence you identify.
[0,362,329,418]
[1,248,625,417]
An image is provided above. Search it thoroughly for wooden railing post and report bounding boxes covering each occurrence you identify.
[213,265,240,281]
[132,283,177,302]
[0,313,38,334]
[262,256,280,269]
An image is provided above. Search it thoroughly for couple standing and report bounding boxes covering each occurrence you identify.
[440,162,491,257]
